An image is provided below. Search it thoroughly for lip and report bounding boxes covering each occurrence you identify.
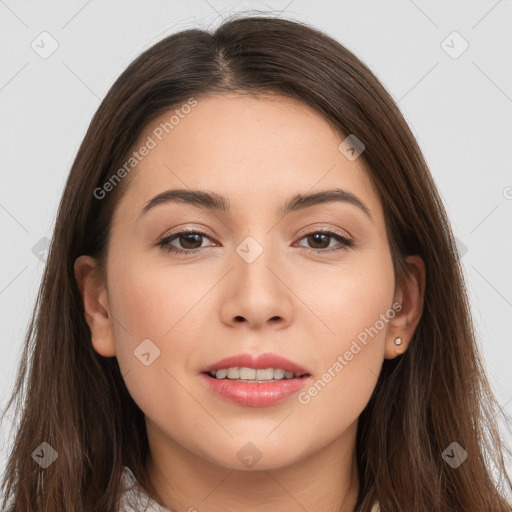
[200,352,311,376]
[200,352,312,407]
[200,373,312,407]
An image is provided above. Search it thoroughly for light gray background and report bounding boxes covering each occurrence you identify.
[1,0,511,486]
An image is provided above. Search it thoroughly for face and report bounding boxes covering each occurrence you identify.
[79,93,416,472]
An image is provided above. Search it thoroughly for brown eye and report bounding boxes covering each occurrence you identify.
[306,233,331,249]
[157,230,215,255]
[175,233,204,250]
[296,231,354,252]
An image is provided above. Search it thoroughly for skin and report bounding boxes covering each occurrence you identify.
[75,93,425,512]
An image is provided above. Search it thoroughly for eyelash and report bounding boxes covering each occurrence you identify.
[155,228,354,255]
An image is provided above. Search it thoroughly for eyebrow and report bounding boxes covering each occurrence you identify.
[138,187,372,222]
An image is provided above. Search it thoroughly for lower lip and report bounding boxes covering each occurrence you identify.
[200,373,311,407]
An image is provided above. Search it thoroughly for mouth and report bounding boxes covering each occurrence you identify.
[199,353,312,407]
[203,367,310,382]
[200,352,311,378]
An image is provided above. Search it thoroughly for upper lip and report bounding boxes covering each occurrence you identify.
[201,353,311,376]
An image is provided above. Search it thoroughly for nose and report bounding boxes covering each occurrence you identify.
[219,241,294,330]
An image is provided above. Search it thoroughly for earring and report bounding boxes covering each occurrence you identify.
[394,337,403,346]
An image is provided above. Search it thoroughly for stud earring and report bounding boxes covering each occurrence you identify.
[394,337,403,346]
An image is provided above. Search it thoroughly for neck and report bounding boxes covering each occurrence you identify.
[142,419,360,512]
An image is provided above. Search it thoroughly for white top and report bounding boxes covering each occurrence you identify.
[118,465,381,512]
[118,465,172,511]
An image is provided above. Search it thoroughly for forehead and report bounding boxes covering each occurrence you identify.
[114,93,382,223]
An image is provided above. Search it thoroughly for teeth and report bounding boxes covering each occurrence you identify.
[256,368,274,380]
[227,367,239,379]
[209,367,302,381]
[239,367,256,379]
[273,368,285,379]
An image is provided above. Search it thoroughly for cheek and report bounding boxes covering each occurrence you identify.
[105,255,206,409]
[295,248,395,414]
[108,251,210,343]
[297,246,395,348]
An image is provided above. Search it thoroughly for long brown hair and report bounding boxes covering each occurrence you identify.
[1,14,511,512]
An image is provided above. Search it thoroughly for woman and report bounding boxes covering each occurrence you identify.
[1,14,511,512]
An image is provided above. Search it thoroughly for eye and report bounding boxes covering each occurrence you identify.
[156,230,216,255]
[155,228,354,256]
[295,229,354,253]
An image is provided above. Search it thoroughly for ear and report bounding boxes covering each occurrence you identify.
[385,255,426,359]
[74,255,116,357]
